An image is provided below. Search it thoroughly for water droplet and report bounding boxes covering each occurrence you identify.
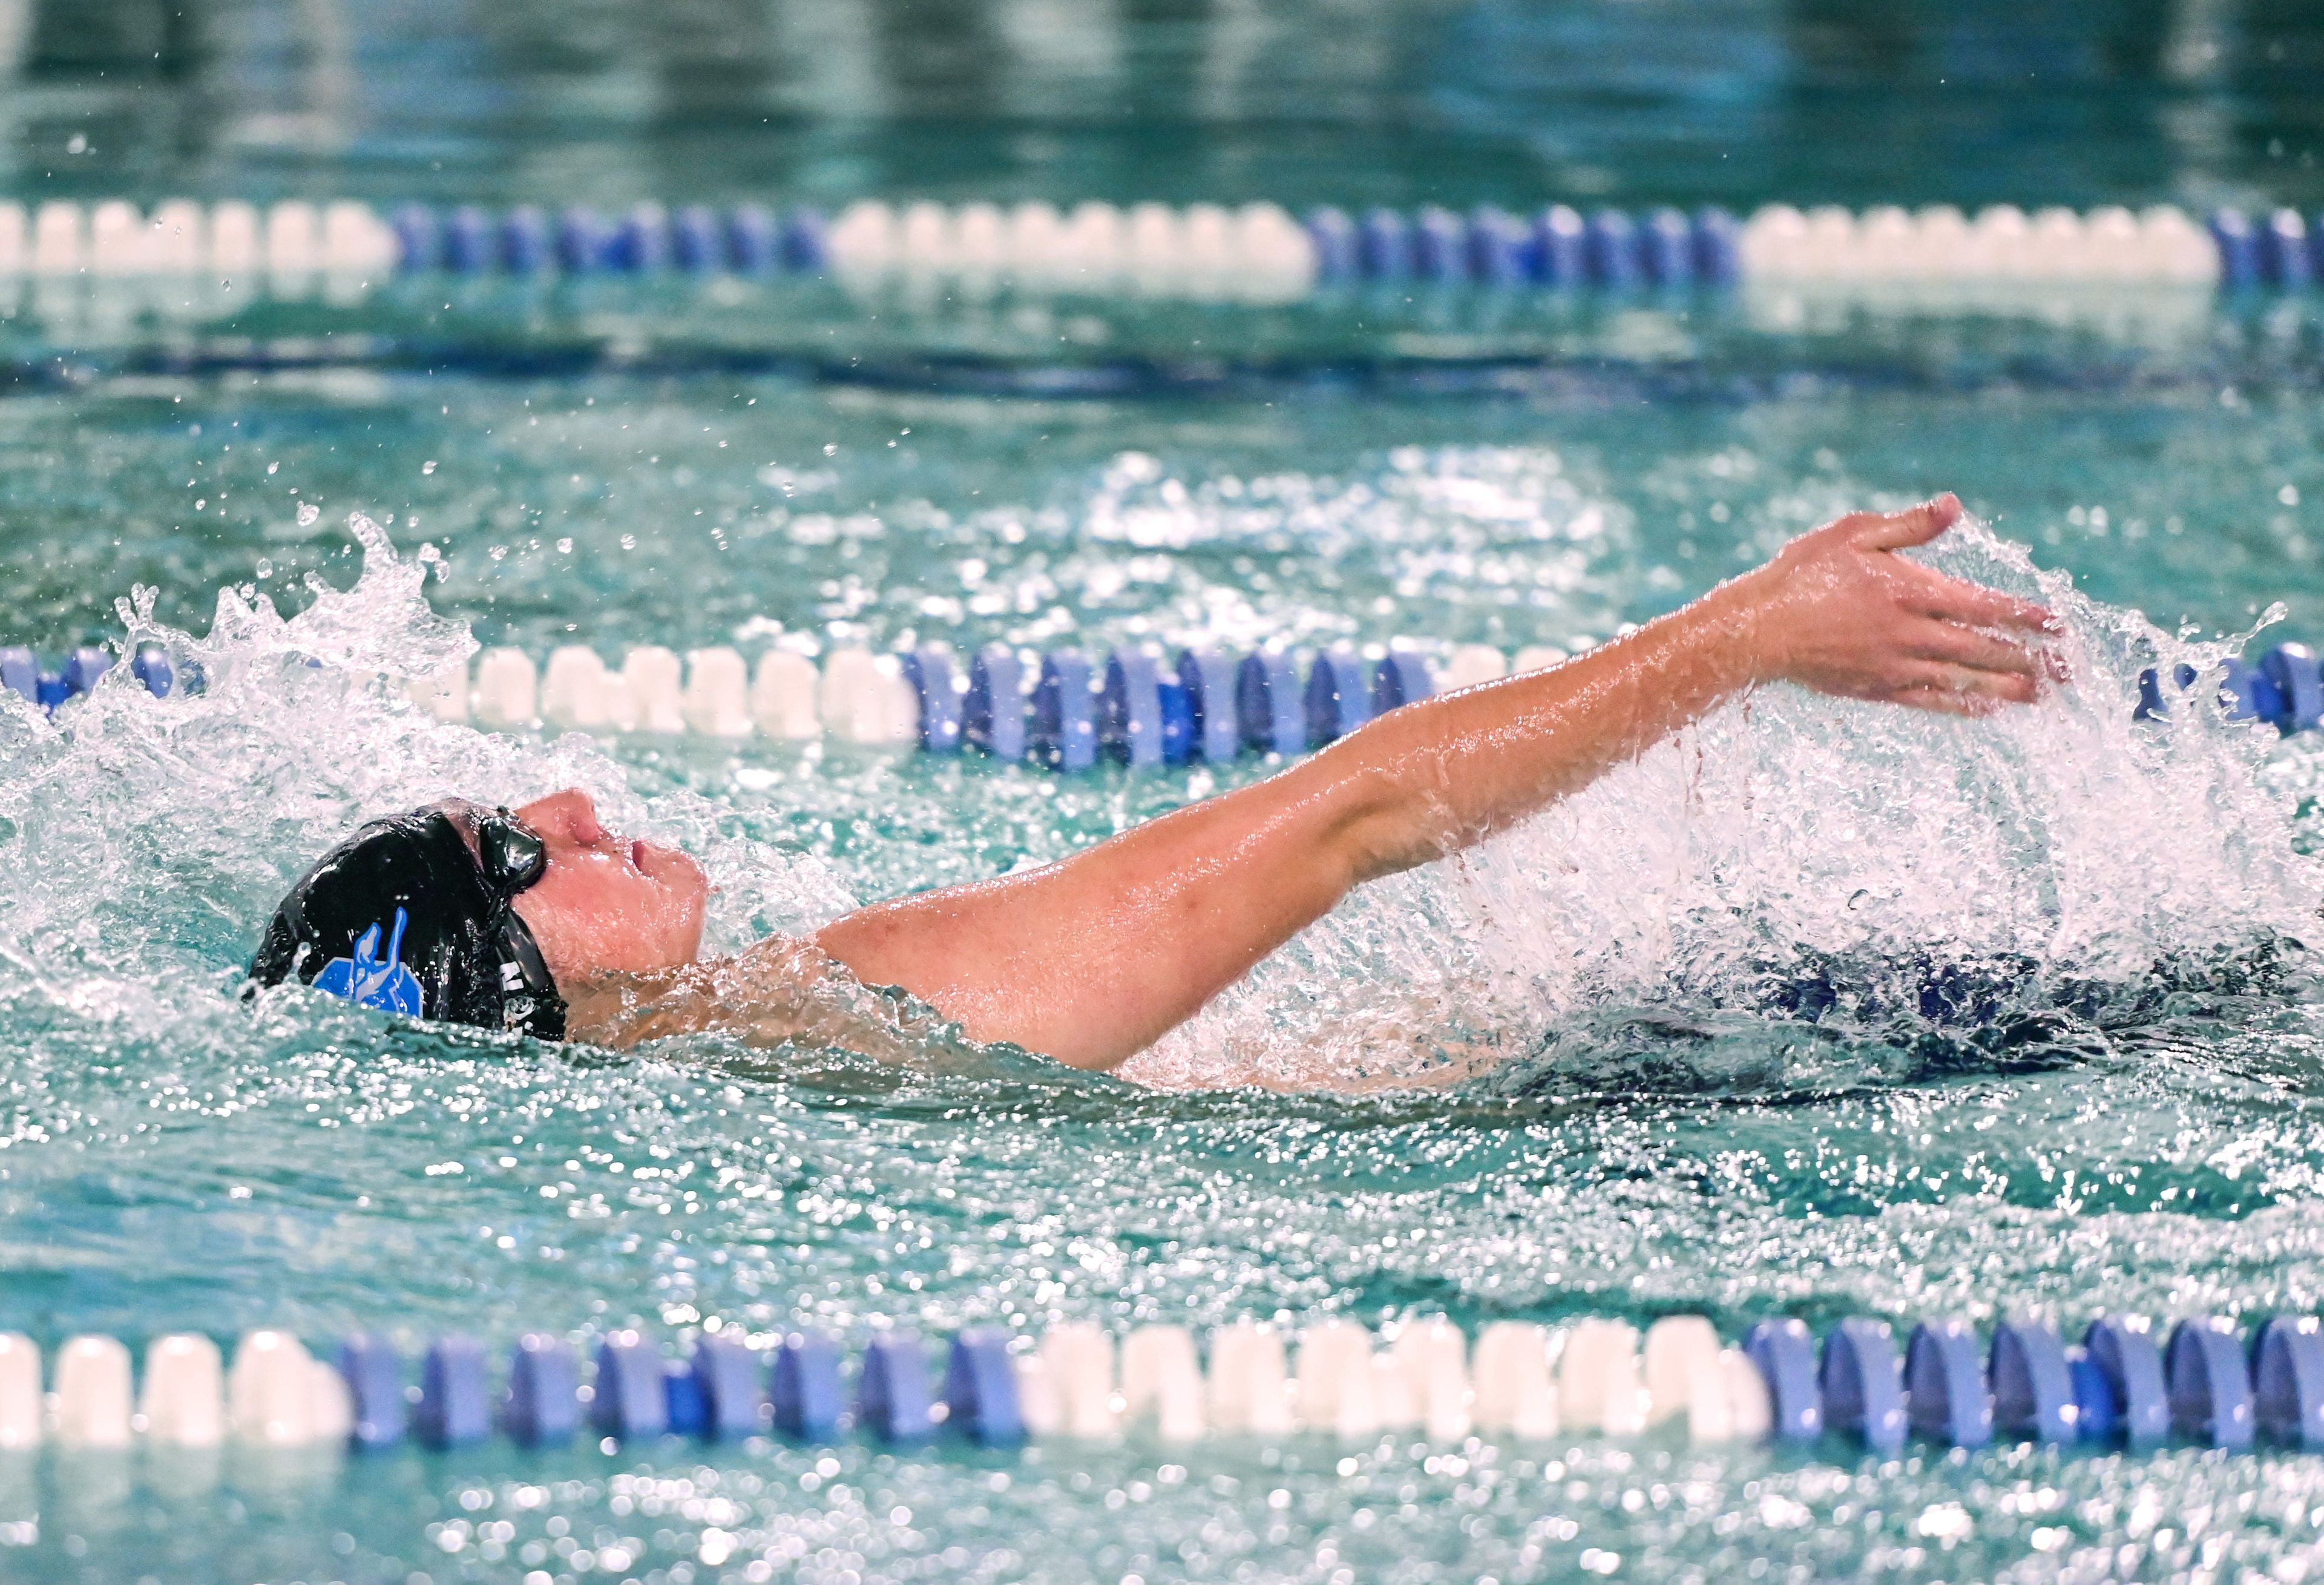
[296,502,320,528]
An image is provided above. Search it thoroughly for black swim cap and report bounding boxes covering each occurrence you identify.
[248,807,567,1039]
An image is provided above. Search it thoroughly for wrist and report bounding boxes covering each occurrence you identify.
[1693,565,1788,690]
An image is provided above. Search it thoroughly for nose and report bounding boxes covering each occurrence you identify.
[514,788,608,848]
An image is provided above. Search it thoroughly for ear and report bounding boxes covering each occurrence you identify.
[353,922,381,962]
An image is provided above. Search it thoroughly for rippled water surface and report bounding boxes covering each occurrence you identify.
[4,342,2324,1581]
[8,0,2324,1577]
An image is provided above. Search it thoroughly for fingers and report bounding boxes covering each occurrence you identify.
[1852,493,1963,550]
[1903,619,2041,678]
[1886,684,2003,718]
[1900,566,2055,633]
[1884,660,2039,707]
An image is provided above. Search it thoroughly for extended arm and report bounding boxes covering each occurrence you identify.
[813,496,2055,1071]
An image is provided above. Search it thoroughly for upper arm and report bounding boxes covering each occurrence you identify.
[813,763,1370,1070]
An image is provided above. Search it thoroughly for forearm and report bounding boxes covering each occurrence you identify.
[1316,571,1767,884]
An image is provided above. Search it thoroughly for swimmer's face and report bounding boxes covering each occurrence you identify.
[504,789,708,981]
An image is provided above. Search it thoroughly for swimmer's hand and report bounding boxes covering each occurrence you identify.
[1721,493,2058,716]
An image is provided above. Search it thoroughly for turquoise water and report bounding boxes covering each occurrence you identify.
[7,336,2324,1581]
[9,1,2324,1580]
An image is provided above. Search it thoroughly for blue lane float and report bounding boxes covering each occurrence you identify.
[2261,209,2314,288]
[1469,206,1529,285]
[692,1334,765,1442]
[593,1330,668,1440]
[2263,643,2324,733]
[944,1330,1025,1447]
[1820,1318,1908,1454]
[2166,1316,2257,1450]
[1030,649,1100,773]
[505,1333,580,1448]
[1742,1318,1823,1443]
[2081,1315,2171,1447]
[858,1333,936,1444]
[2252,1316,2324,1449]
[1989,1316,2077,1445]
[1584,209,1641,287]
[1305,206,1357,280]
[1641,207,1693,287]
[0,646,33,703]
[1354,208,1410,280]
[772,1332,846,1439]
[2210,208,2261,289]
[1368,651,1433,714]
[418,1336,493,1449]
[5,642,151,714]
[1535,205,1587,286]
[1904,1318,1992,1448]
[901,645,963,756]
[2124,642,2324,738]
[1413,206,1465,281]
[964,646,1028,763]
[339,1335,407,1449]
[1098,649,1169,769]
[1177,649,1241,766]
[1236,650,1306,758]
[1303,649,1372,747]
[661,1358,707,1437]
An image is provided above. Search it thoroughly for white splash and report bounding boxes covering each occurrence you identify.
[0,515,853,1045]
[1123,518,2324,1090]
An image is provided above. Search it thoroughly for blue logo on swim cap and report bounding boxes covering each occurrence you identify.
[312,907,424,1017]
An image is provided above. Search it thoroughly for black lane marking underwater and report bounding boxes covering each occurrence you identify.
[7,340,2324,402]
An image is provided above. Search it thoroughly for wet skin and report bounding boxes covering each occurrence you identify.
[507,790,710,979]
[503,497,2058,1072]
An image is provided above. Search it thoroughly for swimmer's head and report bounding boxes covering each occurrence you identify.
[248,790,707,1037]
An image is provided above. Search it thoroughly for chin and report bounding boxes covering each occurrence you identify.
[637,839,698,883]
[643,847,711,959]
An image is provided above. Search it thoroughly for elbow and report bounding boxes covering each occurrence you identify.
[1313,749,1456,889]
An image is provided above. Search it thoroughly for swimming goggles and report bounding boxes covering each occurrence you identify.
[450,803,549,901]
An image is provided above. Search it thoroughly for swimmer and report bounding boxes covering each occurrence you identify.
[250,495,2056,1072]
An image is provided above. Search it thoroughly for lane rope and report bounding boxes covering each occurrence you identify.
[2,199,2317,298]
[10,637,2313,764]
[1,1310,2302,1457]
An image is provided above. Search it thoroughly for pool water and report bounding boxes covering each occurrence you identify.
[9,1,2324,1580]
[5,324,2324,1581]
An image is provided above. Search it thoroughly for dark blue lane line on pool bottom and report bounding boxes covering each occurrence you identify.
[17,337,2324,402]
